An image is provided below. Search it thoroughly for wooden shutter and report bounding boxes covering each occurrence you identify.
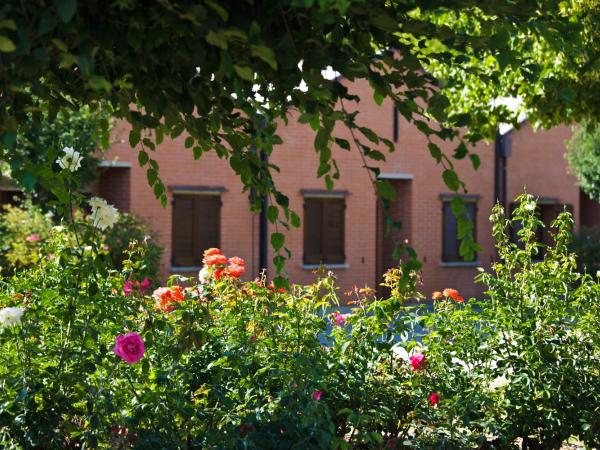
[172,194,220,267]
[442,201,459,262]
[0,190,23,207]
[303,198,323,264]
[172,195,196,266]
[195,195,220,256]
[322,198,345,263]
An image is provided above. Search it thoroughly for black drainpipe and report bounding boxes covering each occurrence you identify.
[494,129,511,211]
[258,149,268,277]
[252,114,269,278]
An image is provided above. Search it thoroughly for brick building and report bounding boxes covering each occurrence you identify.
[95,80,600,298]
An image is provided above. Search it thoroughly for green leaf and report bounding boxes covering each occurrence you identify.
[250,45,278,70]
[147,168,157,185]
[359,126,380,144]
[204,0,228,21]
[443,169,460,191]
[469,153,481,170]
[334,137,350,151]
[0,20,17,31]
[184,136,194,148]
[428,142,442,163]
[373,91,385,106]
[138,150,149,166]
[267,205,278,223]
[233,65,254,81]
[376,180,396,201]
[315,128,330,150]
[129,129,140,147]
[366,150,386,161]
[0,36,16,52]
[55,0,77,23]
[453,142,468,159]
[205,31,228,50]
[290,211,301,228]
[271,232,284,251]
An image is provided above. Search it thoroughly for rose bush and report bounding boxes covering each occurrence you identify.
[0,161,599,449]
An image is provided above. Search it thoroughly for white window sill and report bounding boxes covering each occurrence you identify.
[302,263,350,270]
[170,266,203,272]
[440,261,481,268]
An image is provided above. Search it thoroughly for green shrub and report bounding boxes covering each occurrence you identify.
[0,201,54,269]
[0,201,162,280]
[103,213,163,280]
[0,187,598,449]
[569,226,600,275]
[420,194,600,448]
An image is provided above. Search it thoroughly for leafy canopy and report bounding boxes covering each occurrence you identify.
[1,0,599,282]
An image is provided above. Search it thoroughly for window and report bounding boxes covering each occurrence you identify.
[0,189,24,207]
[171,193,220,267]
[442,198,477,263]
[303,196,346,265]
[510,201,572,258]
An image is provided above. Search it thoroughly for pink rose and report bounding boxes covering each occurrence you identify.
[113,332,145,364]
[332,311,350,327]
[428,392,440,406]
[138,277,150,293]
[26,234,41,243]
[123,279,133,296]
[409,353,427,371]
[124,277,151,296]
[312,389,323,401]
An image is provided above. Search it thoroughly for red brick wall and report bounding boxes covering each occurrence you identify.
[100,80,581,301]
[506,123,579,226]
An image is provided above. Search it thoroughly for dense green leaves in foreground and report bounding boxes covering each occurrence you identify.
[1,1,600,279]
[1,190,599,448]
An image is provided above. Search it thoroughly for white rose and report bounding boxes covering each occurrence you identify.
[198,267,211,284]
[487,375,510,391]
[56,146,83,172]
[0,307,24,328]
[88,197,119,231]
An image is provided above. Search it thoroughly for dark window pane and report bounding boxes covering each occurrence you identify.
[0,190,24,207]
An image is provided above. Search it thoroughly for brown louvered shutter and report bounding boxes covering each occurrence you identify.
[442,201,459,262]
[195,195,220,257]
[322,198,345,263]
[172,194,220,267]
[172,195,196,266]
[303,198,323,264]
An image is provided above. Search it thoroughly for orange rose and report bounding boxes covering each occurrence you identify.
[152,286,184,312]
[228,256,245,266]
[204,254,227,266]
[227,264,245,278]
[442,288,459,300]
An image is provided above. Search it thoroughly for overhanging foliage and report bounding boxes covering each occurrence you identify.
[1,0,599,283]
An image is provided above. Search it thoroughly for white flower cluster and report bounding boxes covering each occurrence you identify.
[88,197,119,230]
[56,146,83,172]
[0,307,24,328]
